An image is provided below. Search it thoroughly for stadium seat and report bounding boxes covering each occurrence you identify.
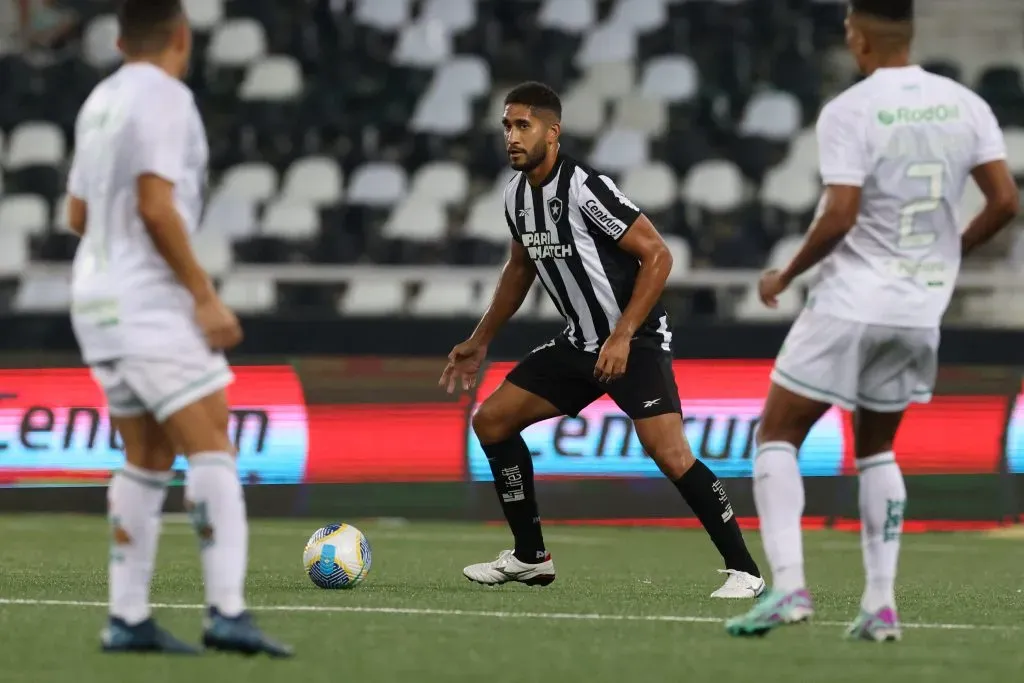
[4,122,65,170]
[739,90,803,142]
[608,0,668,33]
[219,275,277,313]
[590,128,649,173]
[680,160,745,213]
[463,192,508,244]
[13,271,71,312]
[0,195,49,235]
[620,162,677,214]
[381,197,447,242]
[639,56,700,104]
[280,157,344,206]
[575,23,637,68]
[353,0,413,32]
[200,193,259,238]
[347,162,408,208]
[340,280,407,316]
[430,56,491,100]
[662,234,692,282]
[192,230,233,277]
[783,128,819,176]
[0,231,29,277]
[261,200,319,241]
[611,96,668,137]
[239,56,303,101]
[183,0,224,32]
[410,279,476,316]
[421,0,478,34]
[408,161,469,206]
[208,19,268,69]
[217,162,279,203]
[1003,127,1024,176]
[410,86,474,136]
[577,62,635,99]
[538,0,597,34]
[392,19,453,68]
[560,88,606,138]
[761,166,820,216]
[82,15,120,70]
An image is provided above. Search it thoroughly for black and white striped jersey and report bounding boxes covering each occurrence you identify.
[503,153,673,354]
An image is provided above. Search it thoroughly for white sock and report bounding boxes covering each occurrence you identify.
[857,451,906,613]
[753,441,806,592]
[108,463,172,625]
[185,452,248,617]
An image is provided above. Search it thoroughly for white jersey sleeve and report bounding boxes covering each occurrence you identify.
[970,99,1007,168]
[132,84,193,182]
[816,99,869,187]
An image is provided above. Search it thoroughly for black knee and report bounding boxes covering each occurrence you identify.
[472,402,516,445]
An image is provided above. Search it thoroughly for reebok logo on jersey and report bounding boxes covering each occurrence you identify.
[582,199,626,239]
[877,104,960,126]
[523,231,573,260]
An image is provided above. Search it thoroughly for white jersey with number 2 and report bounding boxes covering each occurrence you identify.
[809,65,1007,328]
[67,63,209,364]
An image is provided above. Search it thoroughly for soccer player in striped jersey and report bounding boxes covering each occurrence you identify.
[440,82,765,599]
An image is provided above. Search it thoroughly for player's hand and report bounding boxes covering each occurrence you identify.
[758,269,791,308]
[594,332,630,383]
[196,296,243,350]
[439,339,487,394]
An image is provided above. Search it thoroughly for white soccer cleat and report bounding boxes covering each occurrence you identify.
[710,569,766,598]
[463,549,556,587]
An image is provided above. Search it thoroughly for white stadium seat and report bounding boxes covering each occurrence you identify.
[538,0,597,34]
[410,86,474,136]
[192,231,233,277]
[421,0,478,33]
[240,56,303,101]
[408,161,469,206]
[219,275,277,313]
[13,272,72,312]
[410,280,476,316]
[1003,127,1024,176]
[392,19,453,68]
[354,0,412,32]
[784,128,820,176]
[640,56,700,104]
[5,122,65,169]
[560,89,606,138]
[208,19,267,68]
[430,56,491,99]
[577,62,635,99]
[0,194,49,235]
[620,162,677,213]
[280,157,344,206]
[347,162,408,208]
[681,160,745,213]
[761,166,820,215]
[608,0,667,33]
[662,234,692,281]
[217,163,278,203]
[612,96,668,137]
[82,15,120,69]
[182,0,224,32]
[0,232,29,277]
[201,193,259,238]
[734,285,803,321]
[341,280,406,316]
[575,22,637,68]
[589,128,649,173]
[261,200,320,241]
[464,192,508,244]
[381,198,447,242]
[739,90,803,142]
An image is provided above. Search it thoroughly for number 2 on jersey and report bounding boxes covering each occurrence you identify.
[898,162,944,250]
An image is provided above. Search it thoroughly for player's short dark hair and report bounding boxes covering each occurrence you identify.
[504,82,562,121]
[118,0,184,54]
[849,0,913,22]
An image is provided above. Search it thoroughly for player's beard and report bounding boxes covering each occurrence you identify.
[509,142,547,173]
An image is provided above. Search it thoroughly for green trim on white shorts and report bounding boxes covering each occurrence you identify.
[151,368,234,423]
[771,367,857,411]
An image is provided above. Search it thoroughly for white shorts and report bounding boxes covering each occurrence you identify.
[771,309,939,413]
[90,352,234,423]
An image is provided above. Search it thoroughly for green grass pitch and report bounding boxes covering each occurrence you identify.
[0,515,1020,682]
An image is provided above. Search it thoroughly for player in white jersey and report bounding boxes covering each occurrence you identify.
[727,0,1019,641]
[66,0,291,657]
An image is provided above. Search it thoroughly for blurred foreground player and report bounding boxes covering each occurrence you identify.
[440,82,765,599]
[66,0,291,656]
[727,0,1019,641]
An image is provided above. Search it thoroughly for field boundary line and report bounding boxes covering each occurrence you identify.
[0,598,1016,632]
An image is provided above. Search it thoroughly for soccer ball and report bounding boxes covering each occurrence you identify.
[303,523,372,589]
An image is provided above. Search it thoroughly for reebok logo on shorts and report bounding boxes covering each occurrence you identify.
[643,398,661,408]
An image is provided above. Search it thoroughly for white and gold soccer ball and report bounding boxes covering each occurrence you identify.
[303,523,372,589]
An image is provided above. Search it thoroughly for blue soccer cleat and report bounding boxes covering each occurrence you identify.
[202,607,294,658]
[725,588,815,637]
[101,616,201,655]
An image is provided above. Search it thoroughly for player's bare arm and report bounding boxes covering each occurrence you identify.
[961,160,1020,255]
[593,215,672,383]
[760,185,861,307]
[66,195,87,237]
[137,173,241,350]
[440,239,536,394]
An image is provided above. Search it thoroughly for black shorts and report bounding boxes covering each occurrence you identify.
[505,338,682,420]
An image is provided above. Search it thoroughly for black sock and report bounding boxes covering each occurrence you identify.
[482,434,547,564]
[674,460,760,577]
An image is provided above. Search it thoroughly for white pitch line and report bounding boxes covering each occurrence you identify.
[0,598,1015,632]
